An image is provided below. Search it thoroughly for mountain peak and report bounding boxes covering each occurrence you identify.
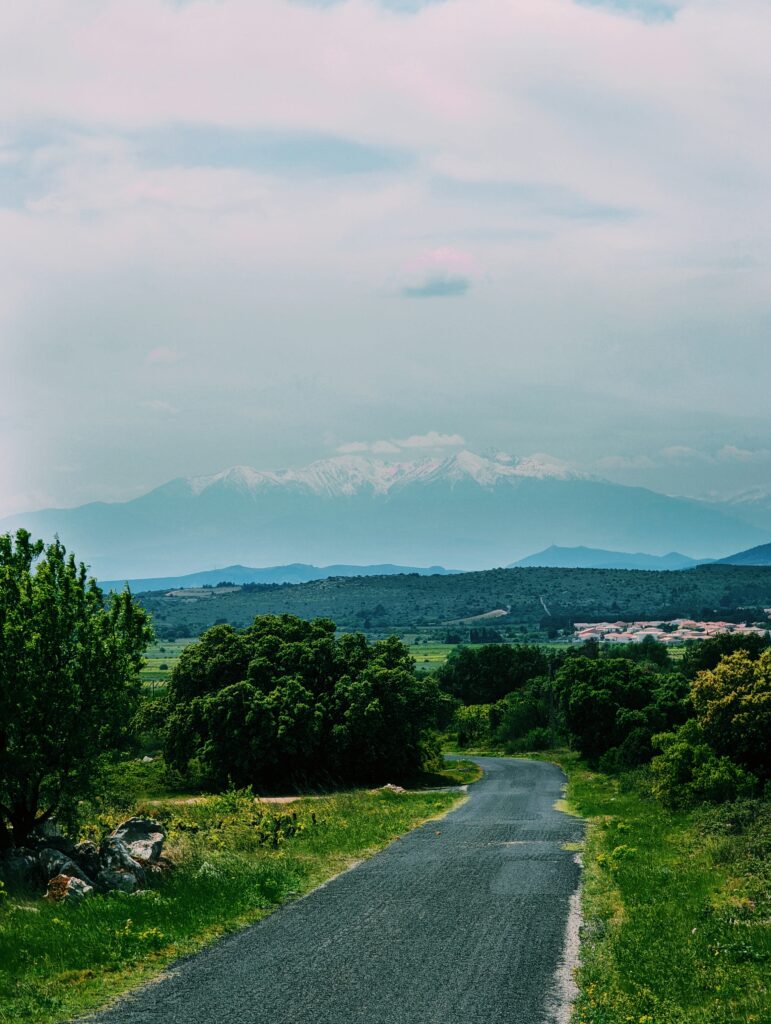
[185,449,578,499]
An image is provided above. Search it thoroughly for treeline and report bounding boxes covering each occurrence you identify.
[441,633,771,806]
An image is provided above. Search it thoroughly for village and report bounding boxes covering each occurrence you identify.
[572,616,771,645]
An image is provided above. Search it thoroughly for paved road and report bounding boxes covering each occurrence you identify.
[84,758,584,1024]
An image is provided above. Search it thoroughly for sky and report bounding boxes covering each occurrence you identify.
[1,0,770,517]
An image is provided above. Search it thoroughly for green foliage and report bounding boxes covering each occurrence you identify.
[650,720,758,809]
[454,704,493,747]
[555,657,690,765]
[164,615,443,787]
[565,755,771,1024]
[437,643,549,704]
[0,530,153,845]
[680,631,769,679]
[690,649,771,779]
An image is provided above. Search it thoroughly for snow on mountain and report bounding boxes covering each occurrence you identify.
[187,450,579,499]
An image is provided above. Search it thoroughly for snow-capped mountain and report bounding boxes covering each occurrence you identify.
[2,450,768,579]
[186,450,578,499]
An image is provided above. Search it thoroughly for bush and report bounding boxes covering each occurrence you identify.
[650,720,758,809]
[454,704,493,747]
[690,649,771,780]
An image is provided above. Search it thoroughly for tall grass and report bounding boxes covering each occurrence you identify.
[562,756,770,1024]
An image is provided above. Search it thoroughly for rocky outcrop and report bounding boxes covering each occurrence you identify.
[110,818,166,864]
[1,816,167,902]
[38,848,93,885]
[45,874,94,903]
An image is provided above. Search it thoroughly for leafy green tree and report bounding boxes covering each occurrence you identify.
[165,615,442,787]
[690,650,771,779]
[681,632,769,680]
[437,644,548,704]
[554,657,688,765]
[0,530,152,846]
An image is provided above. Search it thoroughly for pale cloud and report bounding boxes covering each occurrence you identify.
[660,445,708,462]
[397,431,466,448]
[337,431,465,454]
[716,444,771,463]
[143,399,179,415]
[401,247,475,298]
[146,346,181,365]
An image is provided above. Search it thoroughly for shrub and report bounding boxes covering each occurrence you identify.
[690,650,771,780]
[650,720,758,809]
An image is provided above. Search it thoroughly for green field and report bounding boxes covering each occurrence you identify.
[138,639,195,690]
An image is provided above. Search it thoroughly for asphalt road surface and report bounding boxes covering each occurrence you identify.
[83,758,584,1024]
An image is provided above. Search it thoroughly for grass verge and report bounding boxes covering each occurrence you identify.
[554,752,770,1024]
[0,785,465,1024]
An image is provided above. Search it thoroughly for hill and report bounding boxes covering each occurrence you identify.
[100,562,456,592]
[135,563,771,638]
[2,451,768,579]
[718,542,771,566]
[510,545,704,570]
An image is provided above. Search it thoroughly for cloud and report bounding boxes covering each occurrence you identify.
[146,346,181,365]
[660,445,707,462]
[431,176,634,222]
[337,431,465,454]
[143,399,179,415]
[138,125,411,178]
[574,0,678,22]
[402,275,470,297]
[397,431,465,448]
[337,439,401,454]
[716,444,771,463]
[401,247,475,298]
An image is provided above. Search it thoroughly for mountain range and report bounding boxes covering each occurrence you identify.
[99,562,458,592]
[2,450,770,579]
[510,545,707,571]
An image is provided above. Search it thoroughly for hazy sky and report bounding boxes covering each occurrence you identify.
[2,0,770,517]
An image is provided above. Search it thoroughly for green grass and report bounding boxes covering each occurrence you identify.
[557,753,771,1024]
[138,639,193,690]
[0,783,464,1024]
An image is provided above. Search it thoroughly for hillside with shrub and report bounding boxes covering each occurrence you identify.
[137,563,771,639]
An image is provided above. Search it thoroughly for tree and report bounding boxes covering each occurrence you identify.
[690,649,771,779]
[165,615,443,787]
[554,656,688,765]
[437,644,549,704]
[680,632,769,680]
[0,530,153,846]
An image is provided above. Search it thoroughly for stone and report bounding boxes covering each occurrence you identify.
[380,783,406,794]
[0,850,38,887]
[110,818,166,864]
[45,874,94,903]
[73,840,101,879]
[38,848,93,885]
[99,837,146,884]
[97,868,139,894]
